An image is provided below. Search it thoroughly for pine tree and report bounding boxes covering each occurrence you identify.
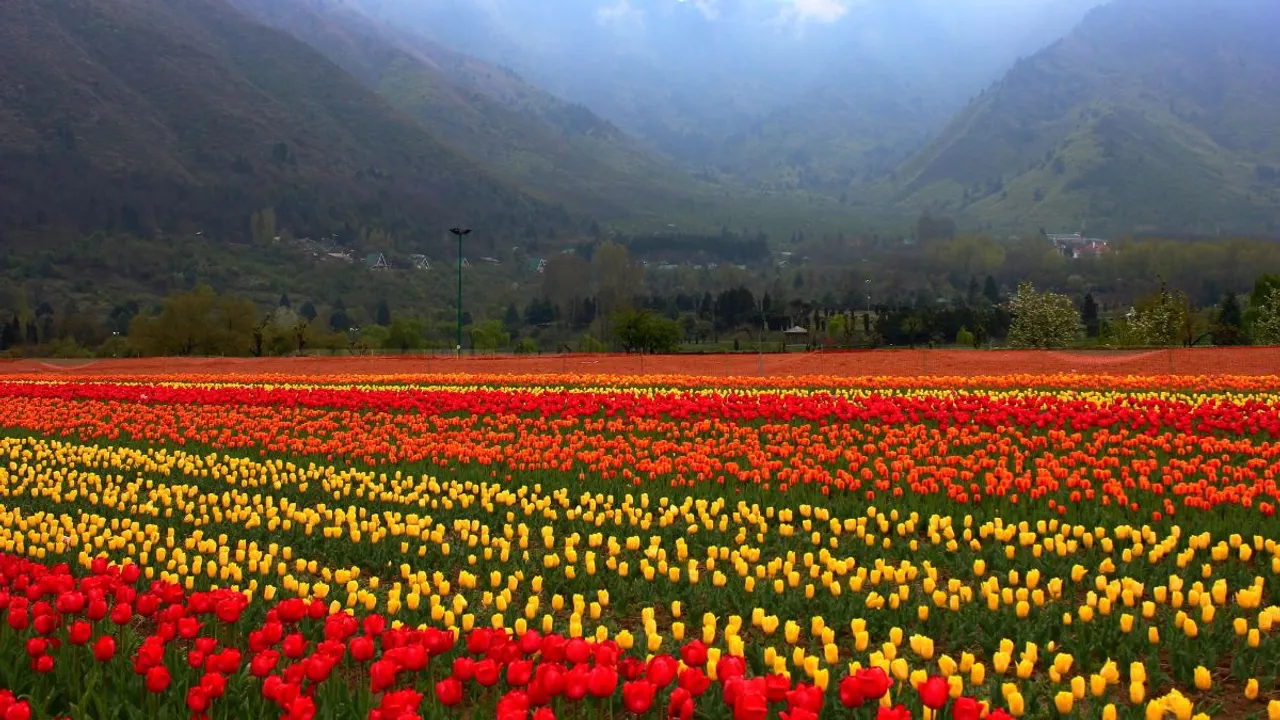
[1081,293,1100,337]
[1213,292,1245,346]
[983,276,1001,305]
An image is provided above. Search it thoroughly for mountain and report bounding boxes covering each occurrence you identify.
[347,0,1102,190]
[223,0,709,220]
[0,0,573,245]
[892,0,1280,236]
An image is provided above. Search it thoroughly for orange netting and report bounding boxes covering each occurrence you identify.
[2,347,1278,379]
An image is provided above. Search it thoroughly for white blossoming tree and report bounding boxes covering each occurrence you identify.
[1007,281,1083,349]
[1124,282,1190,347]
[1253,289,1280,345]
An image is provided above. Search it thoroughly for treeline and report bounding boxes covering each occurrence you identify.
[8,228,1280,357]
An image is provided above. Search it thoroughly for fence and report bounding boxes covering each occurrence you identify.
[3,347,1280,378]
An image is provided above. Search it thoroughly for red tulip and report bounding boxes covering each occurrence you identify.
[764,674,791,703]
[839,676,865,708]
[251,650,280,678]
[716,655,746,681]
[917,675,950,710]
[564,665,590,702]
[565,638,592,665]
[435,677,464,707]
[677,667,711,697]
[518,630,542,656]
[508,659,534,687]
[350,636,375,663]
[623,680,657,714]
[786,683,823,713]
[186,687,210,714]
[877,705,912,720]
[3,701,31,720]
[679,640,708,667]
[587,666,618,698]
[24,638,47,658]
[497,690,530,720]
[733,688,768,720]
[533,708,556,720]
[953,696,986,720]
[145,665,171,693]
[92,635,116,662]
[856,667,893,702]
[452,656,476,681]
[645,655,679,688]
[475,658,501,687]
[370,659,399,693]
[534,663,566,697]
[668,688,694,720]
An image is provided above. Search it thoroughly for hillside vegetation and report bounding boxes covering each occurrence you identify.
[0,0,572,242]
[891,0,1280,236]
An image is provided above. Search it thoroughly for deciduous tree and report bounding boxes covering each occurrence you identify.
[1007,281,1082,349]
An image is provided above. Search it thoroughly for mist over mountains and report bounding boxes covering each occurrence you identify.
[1,0,1278,247]
[352,0,1106,184]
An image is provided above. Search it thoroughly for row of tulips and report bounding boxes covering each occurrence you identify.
[0,552,1095,720]
[2,431,1279,717]
[2,375,1280,717]
[5,371,1280,392]
[2,382,1280,517]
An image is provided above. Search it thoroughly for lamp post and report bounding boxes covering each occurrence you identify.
[449,227,471,357]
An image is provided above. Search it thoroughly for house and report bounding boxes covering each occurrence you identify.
[456,257,471,269]
[366,253,390,270]
[480,256,502,265]
[325,250,353,263]
[528,258,547,274]
[1048,232,1110,259]
[409,254,431,270]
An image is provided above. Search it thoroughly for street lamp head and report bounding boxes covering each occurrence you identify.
[450,227,472,236]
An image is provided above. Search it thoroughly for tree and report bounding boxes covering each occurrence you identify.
[1212,293,1245,346]
[1125,281,1189,347]
[250,207,277,245]
[1253,289,1280,345]
[983,276,1001,305]
[503,303,521,335]
[900,314,926,349]
[279,293,291,309]
[611,310,683,354]
[386,317,426,351]
[1007,282,1083,349]
[299,301,317,322]
[1080,293,1100,338]
[128,285,257,356]
[468,320,510,352]
[374,299,392,327]
[592,241,642,335]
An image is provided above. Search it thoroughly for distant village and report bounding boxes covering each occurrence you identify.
[282,228,1110,278]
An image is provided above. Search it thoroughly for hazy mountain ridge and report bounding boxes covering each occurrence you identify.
[223,0,715,219]
[347,0,1105,191]
[0,0,573,242]
[892,0,1280,235]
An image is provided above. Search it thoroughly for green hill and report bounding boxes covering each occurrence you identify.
[890,0,1280,236]
[223,0,719,221]
[0,0,573,242]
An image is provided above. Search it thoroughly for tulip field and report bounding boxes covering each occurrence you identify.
[1,369,1280,720]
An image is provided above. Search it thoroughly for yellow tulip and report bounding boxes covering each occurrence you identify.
[1193,666,1212,691]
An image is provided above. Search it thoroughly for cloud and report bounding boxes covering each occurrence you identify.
[597,0,646,29]
[676,0,723,20]
[778,0,855,23]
